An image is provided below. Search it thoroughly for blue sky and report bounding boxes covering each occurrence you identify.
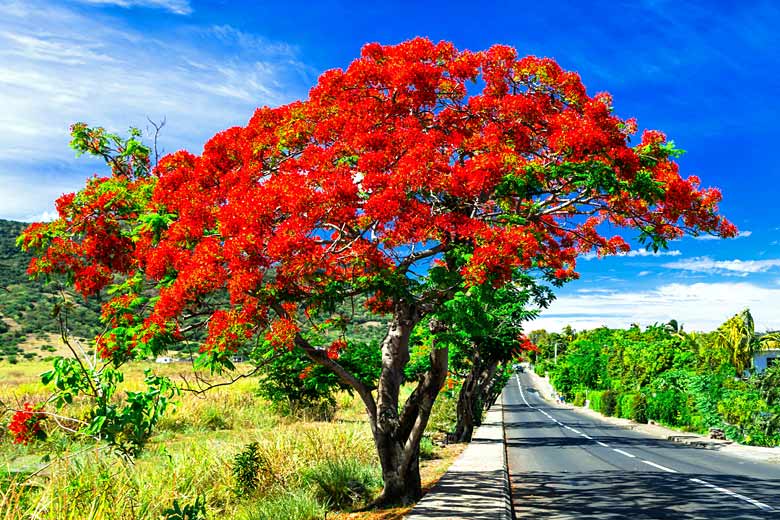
[1,0,779,332]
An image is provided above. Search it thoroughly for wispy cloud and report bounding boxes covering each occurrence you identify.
[582,249,682,260]
[71,0,192,15]
[662,256,780,276]
[0,0,312,220]
[694,230,752,240]
[533,282,780,332]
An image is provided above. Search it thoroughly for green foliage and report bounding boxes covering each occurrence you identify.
[537,314,780,446]
[258,340,380,415]
[419,436,435,460]
[600,390,618,417]
[300,458,382,510]
[233,442,262,496]
[161,496,207,520]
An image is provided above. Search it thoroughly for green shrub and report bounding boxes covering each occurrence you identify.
[601,390,618,416]
[587,390,603,412]
[300,458,382,510]
[161,496,207,520]
[617,394,631,419]
[631,393,648,423]
[419,436,435,460]
[233,442,262,496]
[241,490,326,520]
[572,390,586,407]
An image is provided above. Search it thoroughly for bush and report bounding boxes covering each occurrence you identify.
[233,443,262,496]
[572,390,586,407]
[617,394,637,419]
[601,390,618,416]
[587,390,604,412]
[419,436,435,460]
[300,458,382,510]
[631,393,648,423]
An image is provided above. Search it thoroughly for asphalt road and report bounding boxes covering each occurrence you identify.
[506,371,780,519]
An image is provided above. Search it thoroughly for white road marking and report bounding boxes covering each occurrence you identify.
[515,374,774,512]
[690,478,774,511]
[641,460,677,473]
[580,433,593,440]
[612,448,636,458]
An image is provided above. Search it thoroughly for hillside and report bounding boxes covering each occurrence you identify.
[0,219,390,363]
[0,219,102,362]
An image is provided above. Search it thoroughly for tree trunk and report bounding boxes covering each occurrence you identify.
[371,308,448,506]
[454,355,500,442]
[294,301,448,506]
[454,353,481,442]
[477,361,501,423]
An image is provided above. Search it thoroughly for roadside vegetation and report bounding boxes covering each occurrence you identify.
[531,310,780,446]
[0,360,462,519]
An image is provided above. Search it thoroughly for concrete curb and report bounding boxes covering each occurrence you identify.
[405,393,513,519]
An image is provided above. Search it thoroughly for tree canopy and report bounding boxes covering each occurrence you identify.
[18,38,735,504]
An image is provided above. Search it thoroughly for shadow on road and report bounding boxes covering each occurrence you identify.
[511,470,779,519]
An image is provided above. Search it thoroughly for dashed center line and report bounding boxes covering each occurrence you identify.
[690,478,774,512]
[596,441,610,448]
[641,460,677,473]
[612,448,636,459]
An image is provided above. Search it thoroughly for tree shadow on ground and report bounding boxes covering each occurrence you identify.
[511,470,779,519]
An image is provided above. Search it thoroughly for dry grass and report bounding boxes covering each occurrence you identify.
[0,359,465,519]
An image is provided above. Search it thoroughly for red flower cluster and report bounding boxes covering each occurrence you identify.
[19,38,735,369]
[7,403,46,445]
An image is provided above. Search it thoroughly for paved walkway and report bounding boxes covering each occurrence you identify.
[405,394,513,520]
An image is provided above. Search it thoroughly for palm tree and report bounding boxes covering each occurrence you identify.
[713,308,778,374]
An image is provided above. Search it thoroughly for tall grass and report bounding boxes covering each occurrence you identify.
[1,360,459,519]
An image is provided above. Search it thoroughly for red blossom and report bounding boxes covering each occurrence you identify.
[7,403,46,445]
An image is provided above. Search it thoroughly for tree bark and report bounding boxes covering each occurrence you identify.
[371,309,448,505]
[292,301,449,506]
[455,356,500,442]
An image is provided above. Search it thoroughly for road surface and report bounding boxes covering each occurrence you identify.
[506,371,780,519]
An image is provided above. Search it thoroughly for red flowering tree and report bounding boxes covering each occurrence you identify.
[21,39,735,504]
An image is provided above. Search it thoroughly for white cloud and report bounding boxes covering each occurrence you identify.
[638,271,651,276]
[533,282,780,332]
[582,249,682,260]
[72,0,192,15]
[662,256,780,276]
[694,230,752,240]
[0,0,311,220]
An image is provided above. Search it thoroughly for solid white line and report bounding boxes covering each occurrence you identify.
[612,448,636,458]
[690,478,774,511]
[596,441,610,448]
[516,374,534,409]
[580,433,593,440]
[641,460,677,473]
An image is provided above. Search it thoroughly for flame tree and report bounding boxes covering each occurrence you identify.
[20,39,735,504]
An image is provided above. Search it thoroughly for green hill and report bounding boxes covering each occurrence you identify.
[0,219,102,362]
[0,219,389,363]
